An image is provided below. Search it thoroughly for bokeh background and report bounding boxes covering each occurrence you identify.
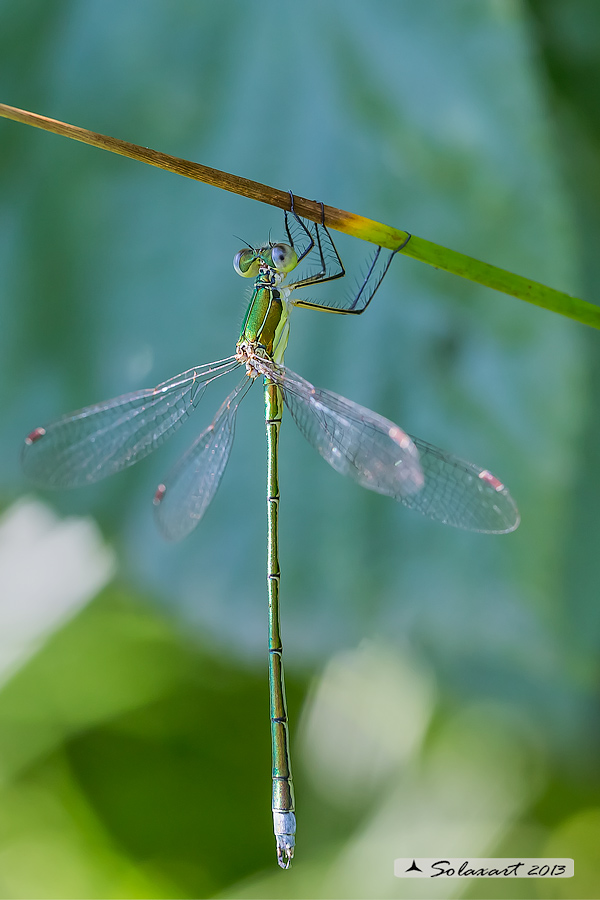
[1,1,599,897]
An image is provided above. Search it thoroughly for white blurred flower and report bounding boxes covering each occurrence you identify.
[298,640,436,807]
[0,498,116,684]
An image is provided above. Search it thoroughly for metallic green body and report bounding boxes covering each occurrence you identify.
[238,275,290,364]
[236,257,296,866]
[265,379,295,864]
[239,286,282,352]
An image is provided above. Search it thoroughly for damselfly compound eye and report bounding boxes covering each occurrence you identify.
[270,243,297,273]
[234,248,261,278]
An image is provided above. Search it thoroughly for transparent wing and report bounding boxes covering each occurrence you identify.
[266,365,424,497]
[153,378,252,541]
[264,363,519,534]
[402,436,520,533]
[21,357,240,488]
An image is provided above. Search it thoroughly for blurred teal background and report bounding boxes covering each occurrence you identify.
[1,1,599,897]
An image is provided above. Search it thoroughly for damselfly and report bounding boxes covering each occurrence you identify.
[22,198,519,868]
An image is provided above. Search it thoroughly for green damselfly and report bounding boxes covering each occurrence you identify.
[22,198,519,867]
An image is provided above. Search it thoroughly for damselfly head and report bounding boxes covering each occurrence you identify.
[234,241,298,278]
